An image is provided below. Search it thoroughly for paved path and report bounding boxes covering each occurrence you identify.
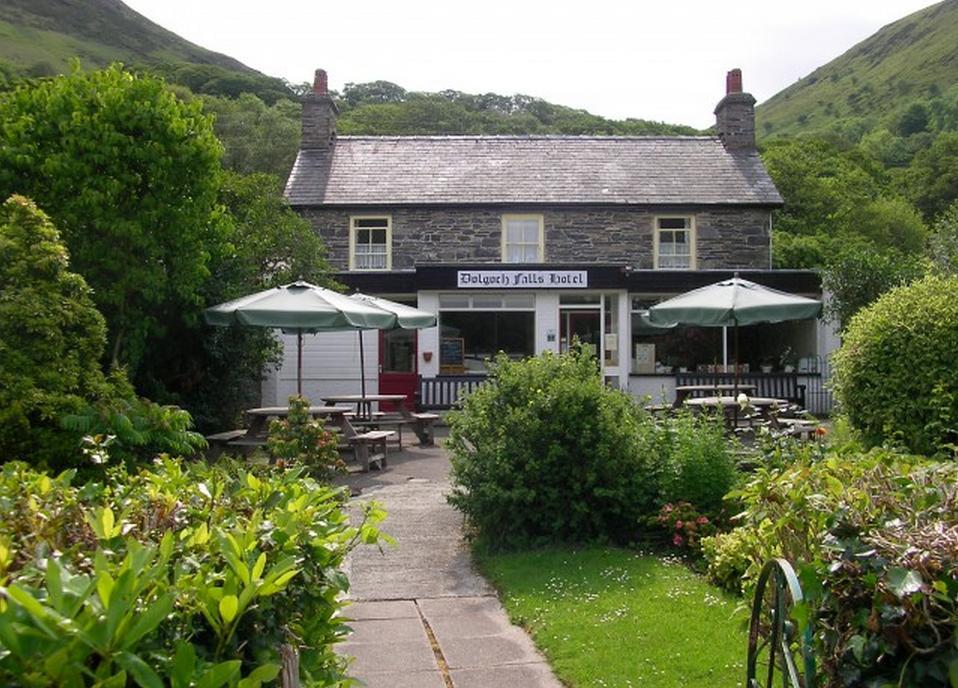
[336,438,562,688]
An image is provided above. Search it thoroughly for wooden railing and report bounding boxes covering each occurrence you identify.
[418,375,488,410]
[675,372,807,407]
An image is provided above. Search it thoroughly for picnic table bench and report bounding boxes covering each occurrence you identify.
[323,395,439,446]
[206,405,396,472]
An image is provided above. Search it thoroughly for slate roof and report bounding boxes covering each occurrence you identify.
[284,135,783,207]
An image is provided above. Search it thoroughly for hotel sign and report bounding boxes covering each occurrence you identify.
[457,270,588,289]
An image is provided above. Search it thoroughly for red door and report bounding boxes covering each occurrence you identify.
[379,329,418,411]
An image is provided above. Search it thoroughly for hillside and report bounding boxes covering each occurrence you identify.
[0,0,292,102]
[757,0,958,138]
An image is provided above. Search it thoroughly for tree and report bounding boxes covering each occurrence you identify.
[0,195,109,462]
[907,131,958,220]
[762,138,928,267]
[135,171,332,431]
[821,244,926,331]
[929,200,958,275]
[201,93,301,178]
[0,65,227,372]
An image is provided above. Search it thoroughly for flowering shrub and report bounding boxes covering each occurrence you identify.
[701,448,958,687]
[656,501,717,553]
[267,395,342,478]
[0,457,388,686]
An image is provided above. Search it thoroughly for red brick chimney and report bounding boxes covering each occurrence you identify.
[714,68,755,149]
[313,69,328,95]
[726,68,743,95]
[301,68,338,150]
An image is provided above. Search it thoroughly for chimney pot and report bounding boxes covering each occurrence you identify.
[313,69,328,96]
[726,68,743,95]
[301,68,338,150]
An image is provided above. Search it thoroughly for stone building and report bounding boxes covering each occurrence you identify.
[262,69,833,411]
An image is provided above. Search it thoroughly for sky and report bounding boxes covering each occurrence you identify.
[123,0,937,128]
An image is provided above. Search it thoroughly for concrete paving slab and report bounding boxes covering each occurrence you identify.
[338,639,438,675]
[346,617,428,645]
[357,670,447,688]
[335,438,559,687]
[418,595,506,618]
[439,630,545,669]
[450,664,564,688]
[425,610,514,639]
[346,600,419,620]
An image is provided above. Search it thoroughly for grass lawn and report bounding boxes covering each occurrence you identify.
[479,547,747,687]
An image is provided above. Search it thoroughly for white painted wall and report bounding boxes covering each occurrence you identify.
[261,329,379,406]
[629,376,676,405]
[417,291,440,378]
[535,292,559,354]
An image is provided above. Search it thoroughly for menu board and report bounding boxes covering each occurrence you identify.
[440,337,465,373]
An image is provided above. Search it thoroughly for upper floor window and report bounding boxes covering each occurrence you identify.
[654,216,695,269]
[349,216,391,270]
[501,214,544,263]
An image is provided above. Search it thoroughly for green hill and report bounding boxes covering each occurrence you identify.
[757,0,958,138]
[0,0,292,102]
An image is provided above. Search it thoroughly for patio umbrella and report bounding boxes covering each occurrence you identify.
[347,293,437,398]
[204,281,397,395]
[647,274,822,391]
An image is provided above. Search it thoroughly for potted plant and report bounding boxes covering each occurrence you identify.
[779,346,796,373]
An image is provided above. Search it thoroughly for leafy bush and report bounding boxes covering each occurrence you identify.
[447,347,655,547]
[0,458,388,685]
[0,195,111,466]
[267,395,342,478]
[832,274,958,454]
[702,449,958,687]
[446,347,737,547]
[653,411,736,514]
[61,373,207,464]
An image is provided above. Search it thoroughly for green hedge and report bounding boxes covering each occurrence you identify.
[832,274,958,454]
[0,458,387,686]
[446,347,735,547]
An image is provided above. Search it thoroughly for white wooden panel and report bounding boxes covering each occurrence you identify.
[263,329,379,406]
[418,292,440,379]
[535,292,559,355]
[629,376,676,406]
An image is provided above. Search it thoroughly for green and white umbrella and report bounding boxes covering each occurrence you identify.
[648,274,822,391]
[204,281,435,396]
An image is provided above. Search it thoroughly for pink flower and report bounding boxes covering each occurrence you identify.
[673,534,684,547]
[674,520,683,529]
[697,516,709,525]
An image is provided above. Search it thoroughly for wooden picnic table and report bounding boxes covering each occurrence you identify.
[322,394,439,446]
[321,394,408,420]
[244,404,355,438]
[674,384,757,406]
[684,395,790,430]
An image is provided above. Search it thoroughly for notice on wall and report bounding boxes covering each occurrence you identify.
[457,270,588,289]
[439,337,465,374]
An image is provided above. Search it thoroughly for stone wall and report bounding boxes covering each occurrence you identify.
[299,205,771,270]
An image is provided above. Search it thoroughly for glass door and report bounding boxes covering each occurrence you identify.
[559,309,601,354]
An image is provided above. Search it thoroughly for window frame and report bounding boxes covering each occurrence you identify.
[348,215,393,271]
[500,214,545,263]
[653,215,696,270]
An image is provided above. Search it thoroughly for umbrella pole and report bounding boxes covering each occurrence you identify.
[359,330,367,399]
[297,330,303,397]
[734,318,740,397]
[722,326,728,369]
